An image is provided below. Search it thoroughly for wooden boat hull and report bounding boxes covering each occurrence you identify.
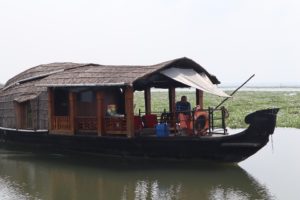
[0,108,279,163]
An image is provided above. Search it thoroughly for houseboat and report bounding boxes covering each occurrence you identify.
[0,57,279,163]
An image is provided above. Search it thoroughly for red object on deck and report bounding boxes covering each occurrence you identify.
[142,114,158,128]
[134,116,143,131]
[178,113,191,129]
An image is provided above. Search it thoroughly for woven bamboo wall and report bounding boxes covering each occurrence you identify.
[0,94,16,128]
[37,91,49,129]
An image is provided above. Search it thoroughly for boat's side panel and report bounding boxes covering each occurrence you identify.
[0,129,269,163]
[0,108,279,163]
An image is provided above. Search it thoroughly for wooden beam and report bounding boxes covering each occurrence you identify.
[48,88,54,132]
[196,89,204,108]
[144,88,151,115]
[32,99,38,130]
[168,87,176,113]
[14,101,21,129]
[125,86,134,137]
[96,90,104,136]
[69,91,75,135]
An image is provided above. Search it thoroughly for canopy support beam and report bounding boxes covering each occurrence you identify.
[196,89,204,108]
[169,87,176,113]
[144,88,151,115]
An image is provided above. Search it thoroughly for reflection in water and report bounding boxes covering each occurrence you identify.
[0,150,274,200]
[0,176,31,200]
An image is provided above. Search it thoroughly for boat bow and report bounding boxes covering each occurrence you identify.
[245,108,280,135]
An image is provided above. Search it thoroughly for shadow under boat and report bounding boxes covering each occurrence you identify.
[0,150,275,200]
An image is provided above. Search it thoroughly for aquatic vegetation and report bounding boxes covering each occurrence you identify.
[134,91,300,128]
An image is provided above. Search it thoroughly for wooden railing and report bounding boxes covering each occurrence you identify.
[52,116,71,130]
[76,116,97,131]
[104,116,127,133]
[138,107,228,135]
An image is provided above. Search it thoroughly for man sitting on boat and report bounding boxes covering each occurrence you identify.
[176,96,192,132]
[176,96,191,115]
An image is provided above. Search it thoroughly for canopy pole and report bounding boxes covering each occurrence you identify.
[196,89,204,108]
[215,74,255,109]
[168,87,176,113]
[144,88,151,115]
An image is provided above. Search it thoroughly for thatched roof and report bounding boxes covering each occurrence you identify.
[0,62,92,102]
[0,57,221,101]
[37,57,220,89]
[4,62,89,89]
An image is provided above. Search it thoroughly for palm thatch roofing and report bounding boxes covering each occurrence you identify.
[36,57,220,89]
[1,57,221,102]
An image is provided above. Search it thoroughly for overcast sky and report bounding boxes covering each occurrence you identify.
[0,0,299,86]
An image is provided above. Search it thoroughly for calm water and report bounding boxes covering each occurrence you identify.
[0,128,299,200]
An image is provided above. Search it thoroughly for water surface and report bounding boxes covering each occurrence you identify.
[0,128,299,200]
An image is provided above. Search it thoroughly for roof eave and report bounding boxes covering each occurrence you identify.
[35,82,130,87]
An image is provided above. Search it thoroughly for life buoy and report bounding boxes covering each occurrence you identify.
[192,110,209,136]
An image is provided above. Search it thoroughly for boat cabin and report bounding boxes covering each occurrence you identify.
[0,57,230,137]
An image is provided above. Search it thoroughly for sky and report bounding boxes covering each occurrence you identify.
[0,0,299,86]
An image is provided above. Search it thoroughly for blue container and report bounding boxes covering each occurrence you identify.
[155,123,170,137]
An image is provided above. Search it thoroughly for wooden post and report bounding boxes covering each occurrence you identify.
[69,91,75,135]
[96,91,104,136]
[196,89,204,109]
[48,88,54,132]
[144,88,151,115]
[125,86,134,137]
[168,87,176,113]
[168,87,176,128]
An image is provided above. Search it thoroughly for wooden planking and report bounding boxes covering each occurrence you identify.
[13,101,21,129]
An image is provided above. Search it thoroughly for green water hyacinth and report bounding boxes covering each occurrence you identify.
[134,91,300,128]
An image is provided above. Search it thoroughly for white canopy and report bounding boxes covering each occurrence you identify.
[161,68,230,97]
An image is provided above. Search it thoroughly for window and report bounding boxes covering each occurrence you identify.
[77,91,96,116]
[78,91,95,103]
[53,89,69,116]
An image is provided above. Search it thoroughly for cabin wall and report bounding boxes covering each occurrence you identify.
[0,91,48,130]
[0,94,17,128]
[37,91,49,130]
